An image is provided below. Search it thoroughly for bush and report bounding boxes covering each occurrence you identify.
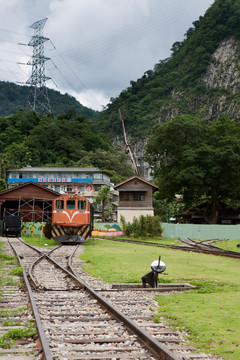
[146,215,154,236]
[139,215,147,238]
[123,215,163,238]
[152,216,163,237]
[124,222,133,237]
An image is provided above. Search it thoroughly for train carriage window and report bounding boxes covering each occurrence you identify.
[56,200,64,209]
[67,200,75,209]
[78,200,86,210]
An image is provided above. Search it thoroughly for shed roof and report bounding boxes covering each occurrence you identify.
[0,182,59,200]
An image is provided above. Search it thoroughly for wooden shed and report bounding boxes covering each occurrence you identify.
[0,182,59,222]
[114,175,158,222]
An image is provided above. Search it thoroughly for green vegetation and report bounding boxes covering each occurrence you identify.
[80,238,240,359]
[155,292,239,359]
[121,215,163,238]
[1,321,21,327]
[0,307,28,318]
[0,109,133,183]
[0,242,19,290]
[22,235,56,248]
[0,80,97,118]
[0,242,38,350]
[93,0,240,141]
[10,267,23,276]
[0,324,37,349]
[94,185,112,221]
[213,239,240,251]
[0,253,17,265]
[146,116,240,224]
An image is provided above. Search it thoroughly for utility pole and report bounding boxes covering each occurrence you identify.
[26,18,51,113]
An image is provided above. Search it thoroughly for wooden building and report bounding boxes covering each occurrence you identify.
[0,182,59,222]
[183,201,240,224]
[114,175,158,222]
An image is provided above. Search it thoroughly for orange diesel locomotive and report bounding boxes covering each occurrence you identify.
[52,194,94,244]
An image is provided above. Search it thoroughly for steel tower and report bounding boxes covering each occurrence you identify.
[26,18,51,113]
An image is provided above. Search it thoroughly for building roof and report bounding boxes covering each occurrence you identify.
[7,167,101,173]
[0,181,60,199]
[114,175,158,190]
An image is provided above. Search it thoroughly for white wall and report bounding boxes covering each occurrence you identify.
[117,208,154,223]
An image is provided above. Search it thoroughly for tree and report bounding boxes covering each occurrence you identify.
[0,179,6,191]
[94,185,112,221]
[146,115,240,224]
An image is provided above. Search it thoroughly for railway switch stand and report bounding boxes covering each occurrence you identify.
[142,256,166,288]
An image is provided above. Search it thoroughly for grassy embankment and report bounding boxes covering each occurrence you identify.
[80,237,240,360]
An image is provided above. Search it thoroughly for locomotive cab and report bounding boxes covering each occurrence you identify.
[52,194,94,244]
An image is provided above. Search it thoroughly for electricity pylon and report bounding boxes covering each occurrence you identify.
[26,18,51,113]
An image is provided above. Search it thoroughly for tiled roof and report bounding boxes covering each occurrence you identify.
[8,167,101,172]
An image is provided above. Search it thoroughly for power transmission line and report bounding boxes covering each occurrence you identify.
[25,18,51,114]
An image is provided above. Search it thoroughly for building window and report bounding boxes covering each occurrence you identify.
[95,185,101,191]
[66,185,72,192]
[22,173,33,178]
[93,173,102,179]
[67,200,75,209]
[120,192,145,201]
[133,192,145,201]
[120,192,132,201]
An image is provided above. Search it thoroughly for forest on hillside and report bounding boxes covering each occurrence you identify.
[0,109,133,188]
[0,81,97,118]
[93,0,240,141]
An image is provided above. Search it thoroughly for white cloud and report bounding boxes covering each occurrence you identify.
[0,0,214,110]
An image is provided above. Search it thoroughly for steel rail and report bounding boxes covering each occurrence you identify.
[98,237,240,259]
[7,238,54,360]
[16,238,62,288]
[17,236,62,255]
[28,254,45,288]
[44,253,180,360]
[13,238,180,359]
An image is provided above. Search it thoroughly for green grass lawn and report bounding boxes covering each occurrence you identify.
[22,235,57,248]
[81,238,240,360]
[213,239,240,252]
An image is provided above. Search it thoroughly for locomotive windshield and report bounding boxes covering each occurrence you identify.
[78,200,86,210]
[56,200,64,209]
[67,200,75,209]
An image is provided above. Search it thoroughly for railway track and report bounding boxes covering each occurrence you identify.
[2,237,221,360]
[99,237,240,259]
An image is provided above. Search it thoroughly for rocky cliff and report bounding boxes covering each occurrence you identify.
[158,37,240,123]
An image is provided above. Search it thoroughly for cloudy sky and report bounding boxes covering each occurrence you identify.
[0,0,214,110]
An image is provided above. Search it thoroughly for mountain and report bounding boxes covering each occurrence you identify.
[0,81,97,118]
[93,0,240,144]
